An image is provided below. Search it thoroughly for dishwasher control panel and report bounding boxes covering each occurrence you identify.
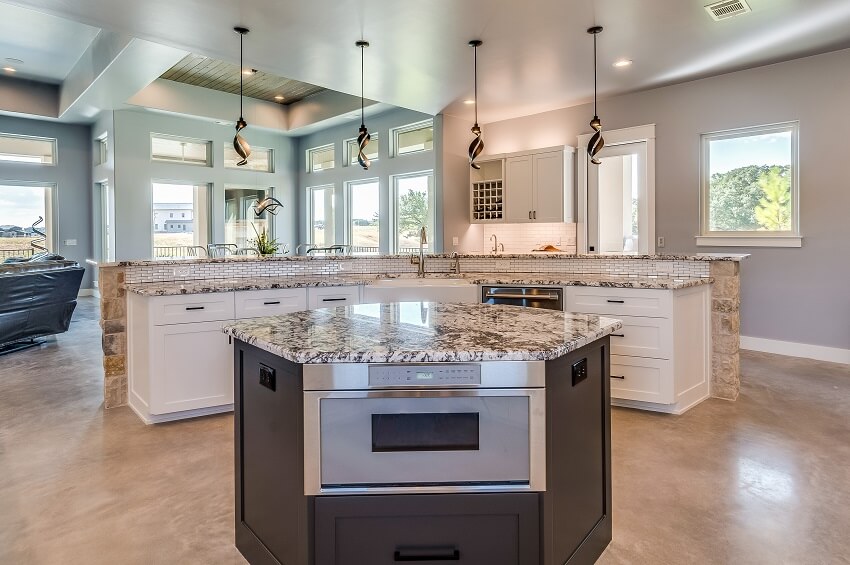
[368,364,482,387]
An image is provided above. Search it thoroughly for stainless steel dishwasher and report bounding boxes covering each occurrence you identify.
[481,285,564,311]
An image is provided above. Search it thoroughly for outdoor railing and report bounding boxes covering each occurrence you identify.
[0,248,35,260]
[154,246,207,259]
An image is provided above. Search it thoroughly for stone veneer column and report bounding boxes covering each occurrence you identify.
[710,261,741,400]
[99,266,128,408]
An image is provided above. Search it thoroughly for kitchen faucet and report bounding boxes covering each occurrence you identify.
[410,226,427,277]
[449,252,461,275]
[490,234,499,255]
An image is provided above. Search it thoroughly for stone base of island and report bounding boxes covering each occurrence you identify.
[223,302,623,565]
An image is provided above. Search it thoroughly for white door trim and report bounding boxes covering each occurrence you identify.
[577,124,656,254]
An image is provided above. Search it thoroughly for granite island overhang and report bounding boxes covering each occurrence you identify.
[222,302,622,565]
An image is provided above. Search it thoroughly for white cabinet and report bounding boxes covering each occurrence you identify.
[505,155,534,223]
[235,288,307,318]
[308,286,360,309]
[565,285,710,414]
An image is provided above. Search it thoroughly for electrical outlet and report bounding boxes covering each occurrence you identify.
[571,358,588,386]
[63,239,77,246]
[259,364,276,391]
[657,236,665,248]
[173,267,191,278]
[452,236,459,246]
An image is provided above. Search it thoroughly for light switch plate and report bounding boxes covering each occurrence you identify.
[452,236,459,246]
[63,239,77,246]
[657,236,665,248]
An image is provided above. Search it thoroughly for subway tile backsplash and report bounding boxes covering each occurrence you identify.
[482,223,577,254]
[123,254,710,284]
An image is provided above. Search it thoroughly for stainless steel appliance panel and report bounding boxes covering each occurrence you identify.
[482,286,564,311]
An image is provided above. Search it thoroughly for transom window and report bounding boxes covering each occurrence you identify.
[0,133,56,165]
[392,120,434,156]
[699,122,800,247]
[225,145,273,172]
[345,134,379,166]
[307,144,335,172]
[151,135,211,166]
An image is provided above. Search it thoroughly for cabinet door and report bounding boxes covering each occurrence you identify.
[235,288,307,319]
[532,150,564,223]
[308,286,361,309]
[149,321,233,414]
[504,155,534,223]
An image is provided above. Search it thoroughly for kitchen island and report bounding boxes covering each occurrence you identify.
[223,302,622,565]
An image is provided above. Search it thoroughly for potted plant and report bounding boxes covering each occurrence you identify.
[249,224,279,257]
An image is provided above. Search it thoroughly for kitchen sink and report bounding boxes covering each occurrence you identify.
[368,277,471,287]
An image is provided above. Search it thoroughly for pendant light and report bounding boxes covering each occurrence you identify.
[252,196,284,216]
[355,40,371,170]
[233,26,252,166]
[468,39,484,170]
[587,26,604,165]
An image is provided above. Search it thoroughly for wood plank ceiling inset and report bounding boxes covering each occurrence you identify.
[160,54,325,105]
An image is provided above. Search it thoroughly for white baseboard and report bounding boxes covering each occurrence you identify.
[78,288,100,298]
[741,336,850,365]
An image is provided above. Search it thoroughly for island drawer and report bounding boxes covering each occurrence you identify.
[565,287,672,318]
[149,292,235,325]
[314,493,539,565]
[308,285,360,309]
[610,355,674,404]
[235,288,307,319]
[608,315,672,359]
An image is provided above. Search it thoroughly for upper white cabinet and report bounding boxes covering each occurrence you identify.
[471,146,574,224]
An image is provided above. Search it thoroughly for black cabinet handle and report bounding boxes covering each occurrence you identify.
[185,306,205,311]
[528,211,532,220]
[322,297,348,302]
[394,548,460,561]
[606,299,625,304]
[611,375,626,380]
[533,210,537,219]
[263,301,281,305]
[611,333,625,337]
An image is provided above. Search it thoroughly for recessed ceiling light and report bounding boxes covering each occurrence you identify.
[613,59,633,68]
[3,66,16,73]
[242,68,256,75]
[463,99,475,105]
[274,95,284,101]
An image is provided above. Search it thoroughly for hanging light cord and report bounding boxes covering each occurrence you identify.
[593,32,598,117]
[360,44,365,128]
[468,39,484,169]
[355,40,371,170]
[233,26,252,166]
[239,32,244,119]
[473,43,479,127]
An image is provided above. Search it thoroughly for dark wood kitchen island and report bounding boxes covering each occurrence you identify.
[222,302,622,565]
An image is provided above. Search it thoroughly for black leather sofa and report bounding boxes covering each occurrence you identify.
[0,260,85,352]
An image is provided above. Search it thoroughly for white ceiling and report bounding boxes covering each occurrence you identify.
[2,0,850,122]
[0,2,99,83]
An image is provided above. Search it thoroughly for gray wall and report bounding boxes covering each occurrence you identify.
[0,114,94,288]
[463,48,850,350]
[295,107,438,252]
[111,109,298,260]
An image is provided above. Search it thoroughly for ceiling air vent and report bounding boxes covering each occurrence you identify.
[705,0,752,21]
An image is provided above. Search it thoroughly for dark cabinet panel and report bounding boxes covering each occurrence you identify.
[315,494,539,565]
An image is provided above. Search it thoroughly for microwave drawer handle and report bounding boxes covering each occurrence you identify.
[394,547,460,561]
[185,306,205,311]
[485,292,559,300]
[606,299,625,304]
[263,301,281,305]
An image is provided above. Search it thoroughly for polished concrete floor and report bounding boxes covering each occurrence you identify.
[1,297,848,564]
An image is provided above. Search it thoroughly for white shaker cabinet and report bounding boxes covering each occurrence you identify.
[565,285,711,414]
[308,286,361,309]
[504,154,535,223]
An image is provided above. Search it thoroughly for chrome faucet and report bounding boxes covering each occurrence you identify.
[490,234,499,255]
[449,252,461,275]
[410,226,428,277]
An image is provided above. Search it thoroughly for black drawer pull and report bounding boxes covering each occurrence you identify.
[606,299,625,304]
[611,333,625,337]
[263,301,281,305]
[185,306,205,311]
[394,548,460,561]
[322,297,348,302]
[611,375,626,379]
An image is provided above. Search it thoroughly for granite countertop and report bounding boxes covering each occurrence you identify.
[99,252,749,268]
[222,302,623,364]
[124,272,712,296]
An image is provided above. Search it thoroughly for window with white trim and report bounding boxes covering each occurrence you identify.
[699,122,799,246]
[391,120,433,156]
[345,134,379,166]
[307,144,335,172]
[0,133,56,165]
[224,145,273,172]
[151,135,211,166]
[307,184,336,247]
[392,171,434,253]
[345,178,380,255]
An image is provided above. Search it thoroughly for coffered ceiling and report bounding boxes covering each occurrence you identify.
[161,54,325,105]
[3,0,850,123]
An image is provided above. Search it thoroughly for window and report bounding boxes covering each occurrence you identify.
[392,171,434,253]
[0,133,56,165]
[151,135,211,166]
[152,182,210,259]
[699,122,800,247]
[0,183,53,260]
[345,134,379,166]
[307,144,335,172]
[392,120,433,156]
[95,134,108,166]
[224,187,273,249]
[308,185,336,247]
[224,145,273,172]
[345,179,380,254]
